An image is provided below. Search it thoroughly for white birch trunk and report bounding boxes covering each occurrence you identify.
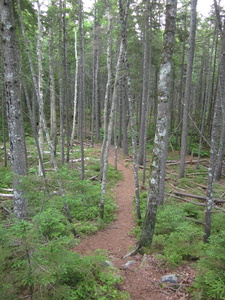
[100,0,111,177]
[100,40,124,219]
[18,0,57,171]
[70,28,79,148]
[37,0,44,176]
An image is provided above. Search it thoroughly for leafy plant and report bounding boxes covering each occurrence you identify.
[193,231,225,300]
[0,220,128,299]
[163,223,203,266]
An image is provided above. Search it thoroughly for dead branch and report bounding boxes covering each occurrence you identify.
[186,172,208,176]
[166,159,208,165]
[169,183,186,191]
[1,206,11,214]
[0,193,14,198]
[173,191,225,203]
[0,188,13,192]
[189,181,207,189]
[167,193,225,212]
[73,140,92,146]
[87,175,101,182]
[165,193,205,206]
[138,165,150,170]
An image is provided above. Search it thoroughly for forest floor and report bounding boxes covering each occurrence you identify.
[75,146,195,300]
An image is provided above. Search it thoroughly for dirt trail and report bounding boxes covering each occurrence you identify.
[75,148,191,299]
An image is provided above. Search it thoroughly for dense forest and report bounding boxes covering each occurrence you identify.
[1,0,225,299]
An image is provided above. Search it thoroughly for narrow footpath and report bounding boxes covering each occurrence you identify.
[75,148,192,299]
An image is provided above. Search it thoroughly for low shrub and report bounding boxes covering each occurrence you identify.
[0,220,128,299]
[193,231,225,300]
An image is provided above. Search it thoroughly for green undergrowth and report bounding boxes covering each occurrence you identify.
[134,155,225,299]
[0,143,127,299]
[0,220,128,299]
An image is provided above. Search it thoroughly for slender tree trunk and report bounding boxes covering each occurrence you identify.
[119,0,141,220]
[22,79,46,178]
[138,0,150,166]
[18,0,57,170]
[37,0,44,176]
[215,22,225,181]
[179,0,198,178]
[125,0,177,255]
[78,0,85,179]
[49,28,57,166]
[100,38,124,219]
[1,0,28,219]
[204,0,225,242]
[121,76,129,156]
[63,6,71,164]
[1,81,7,167]
[100,0,111,177]
[58,0,65,165]
[70,28,79,150]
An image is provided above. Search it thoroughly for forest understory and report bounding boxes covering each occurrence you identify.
[1,141,225,299]
[74,146,198,300]
[1,0,225,298]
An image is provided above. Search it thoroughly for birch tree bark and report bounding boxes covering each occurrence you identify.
[1,0,28,219]
[17,0,57,171]
[70,28,79,149]
[100,0,111,177]
[37,0,44,176]
[100,32,124,219]
[125,0,177,255]
[179,0,198,178]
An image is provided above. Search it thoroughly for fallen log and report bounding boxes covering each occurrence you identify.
[173,191,225,203]
[166,193,205,206]
[166,193,225,212]
[166,159,208,165]
[186,173,208,177]
[189,181,207,190]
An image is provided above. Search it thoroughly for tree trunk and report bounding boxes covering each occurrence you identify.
[100,38,124,219]
[78,0,85,180]
[127,0,177,254]
[49,28,57,166]
[37,0,44,176]
[1,0,28,219]
[58,0,65,165]
[119,0,141,221]
[204,0,225,242]
[18,0,57,171]
[179,0,198,178]
[138,0,151,166]
[100,0,111,177]
[70,28,79,150]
